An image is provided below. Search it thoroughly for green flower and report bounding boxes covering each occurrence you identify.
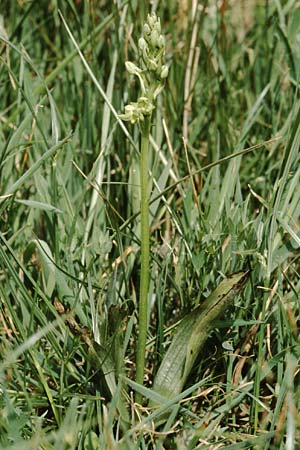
[120,11,168,124]
[119,97,155,124]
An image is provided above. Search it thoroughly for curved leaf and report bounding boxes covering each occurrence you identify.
[152,271,250,403]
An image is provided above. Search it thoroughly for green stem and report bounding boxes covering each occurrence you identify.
[136,116,151,402]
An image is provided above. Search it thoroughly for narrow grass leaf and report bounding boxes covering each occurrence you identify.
[2,133,71,198]
[15,199,64,214]
[268,102,300,275]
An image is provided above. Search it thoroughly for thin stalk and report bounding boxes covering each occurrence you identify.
[119,11,168,403]
[136,116,151,401]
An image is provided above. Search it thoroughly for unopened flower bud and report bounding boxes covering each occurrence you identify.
[138,37,147,52]
[125,61,142,75]
[143,23,151,36]
[150,29,160,48]
[157,35,165,49]
[155,18,161,35]
[160,65,169,79]
[147,13,156,29]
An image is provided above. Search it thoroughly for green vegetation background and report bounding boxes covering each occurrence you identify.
[0,1,299,448]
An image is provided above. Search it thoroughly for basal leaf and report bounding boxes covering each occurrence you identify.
[152,271,250,403]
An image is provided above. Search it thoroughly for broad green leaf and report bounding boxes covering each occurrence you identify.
[152,271,250,403]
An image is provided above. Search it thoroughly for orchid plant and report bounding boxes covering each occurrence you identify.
[120,12,168,400]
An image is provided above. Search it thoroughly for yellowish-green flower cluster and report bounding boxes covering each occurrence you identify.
[119,12,168,124]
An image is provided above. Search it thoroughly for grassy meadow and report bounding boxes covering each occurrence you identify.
[0,1,300,448]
